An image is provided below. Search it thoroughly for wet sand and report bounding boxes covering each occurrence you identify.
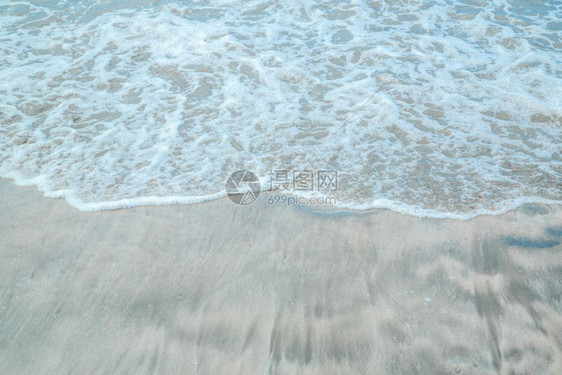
[1,178,561,374]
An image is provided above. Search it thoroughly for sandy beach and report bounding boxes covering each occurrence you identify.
[1,1,561,374]
[1,178,561,374]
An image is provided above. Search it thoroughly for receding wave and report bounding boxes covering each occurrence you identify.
[1,0,561,218]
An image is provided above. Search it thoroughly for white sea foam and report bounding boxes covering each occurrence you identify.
[0,0,561,218]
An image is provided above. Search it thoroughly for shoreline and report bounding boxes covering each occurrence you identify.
[1,178,561,374]
[2,176,561,220]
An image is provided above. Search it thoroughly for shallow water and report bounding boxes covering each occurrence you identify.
[0,0,561,217]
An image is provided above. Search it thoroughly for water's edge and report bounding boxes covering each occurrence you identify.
[3,175,561,221]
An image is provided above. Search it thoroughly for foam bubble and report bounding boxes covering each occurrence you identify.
[0,0,561,218]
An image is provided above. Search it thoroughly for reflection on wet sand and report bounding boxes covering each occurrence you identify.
[0,180,561,374]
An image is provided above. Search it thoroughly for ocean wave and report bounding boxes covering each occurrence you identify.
[1,0,561,218]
